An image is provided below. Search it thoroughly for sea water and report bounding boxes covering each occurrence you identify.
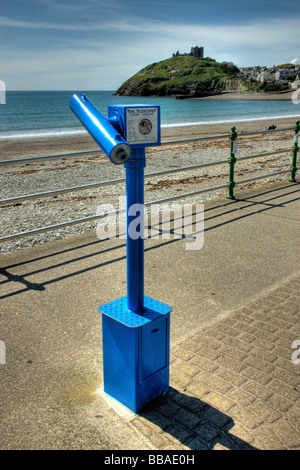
[0,90,299,141]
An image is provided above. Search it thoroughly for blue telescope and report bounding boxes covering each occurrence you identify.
[69,93,131,164]
[70,94,171,412]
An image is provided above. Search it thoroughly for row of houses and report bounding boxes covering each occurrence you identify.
[239,64,300,89]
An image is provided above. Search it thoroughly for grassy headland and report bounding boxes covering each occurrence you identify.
[115,56,245,97]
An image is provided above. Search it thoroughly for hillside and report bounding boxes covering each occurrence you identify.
[115,56,246,97]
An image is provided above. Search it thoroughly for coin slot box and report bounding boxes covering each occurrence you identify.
[108,105,161,147]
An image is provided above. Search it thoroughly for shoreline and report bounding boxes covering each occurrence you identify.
[190,91,295,101]
[1,116,299,161]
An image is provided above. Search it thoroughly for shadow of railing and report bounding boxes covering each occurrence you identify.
[137,387,257,450]
[1,182,299,300]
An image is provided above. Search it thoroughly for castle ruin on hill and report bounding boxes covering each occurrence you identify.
[173,46,204,59]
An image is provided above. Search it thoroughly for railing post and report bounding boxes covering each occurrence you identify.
[227,126,238,199]
[289,120,300,183]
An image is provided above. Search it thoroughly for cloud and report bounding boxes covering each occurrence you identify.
[2,12,300,89]
[291,58,300,65]
[1,12,300,51]
[0,15,96,30]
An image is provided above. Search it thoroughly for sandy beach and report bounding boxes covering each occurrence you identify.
[1,115,299,161]
[1,115,299,254]
[194,91,295,101]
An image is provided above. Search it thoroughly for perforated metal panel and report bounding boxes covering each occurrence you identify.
[99,295,171,327]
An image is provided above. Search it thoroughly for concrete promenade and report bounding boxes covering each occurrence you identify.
[1,180,300,450]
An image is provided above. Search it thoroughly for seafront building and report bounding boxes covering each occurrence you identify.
[240,64,300,88]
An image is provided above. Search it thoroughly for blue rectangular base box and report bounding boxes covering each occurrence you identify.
[99,296,171,412]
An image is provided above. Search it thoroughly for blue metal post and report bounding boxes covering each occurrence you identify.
[100,145,172,411]
[125,148,146,313]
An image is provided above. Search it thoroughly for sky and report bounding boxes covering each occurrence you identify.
[1,0,300,91]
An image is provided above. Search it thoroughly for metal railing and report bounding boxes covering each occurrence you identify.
[1,120,299,243]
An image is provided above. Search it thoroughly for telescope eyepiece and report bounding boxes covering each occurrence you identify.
[117,149,129,161]
[110,143,131,164]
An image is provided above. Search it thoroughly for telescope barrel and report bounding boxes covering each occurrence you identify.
[69,94,131,164]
